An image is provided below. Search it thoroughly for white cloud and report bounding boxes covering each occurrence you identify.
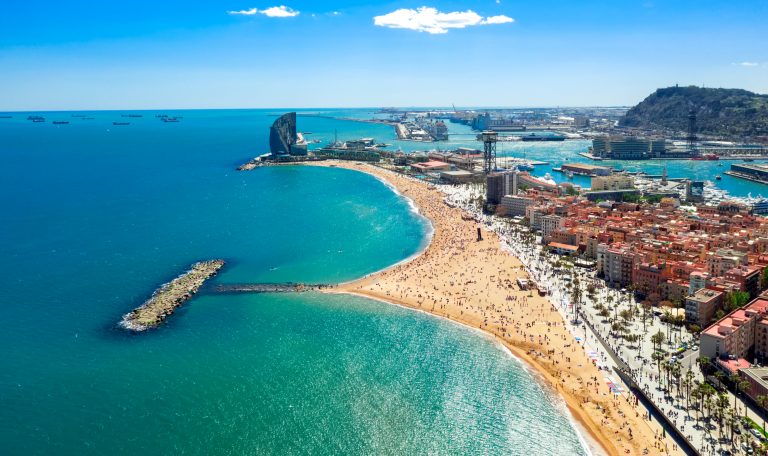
[738,62,759,67]
[373,7,514,34]
[483,15,514,25]
[228,5,300,18]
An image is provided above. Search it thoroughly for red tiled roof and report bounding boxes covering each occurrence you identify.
[548,242,579,251]
[718,358,751,374]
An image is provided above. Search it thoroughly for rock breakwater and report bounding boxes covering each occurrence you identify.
[120,260,225,331]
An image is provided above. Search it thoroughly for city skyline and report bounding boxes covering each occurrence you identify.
[1,0,766,110]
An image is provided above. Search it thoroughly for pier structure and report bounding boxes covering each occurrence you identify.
[210,283,328,293]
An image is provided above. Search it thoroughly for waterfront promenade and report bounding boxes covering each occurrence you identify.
[310,161,681,456]
[495,216,767,455]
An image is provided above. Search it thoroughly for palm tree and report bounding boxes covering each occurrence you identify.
[684,370,695,412]
[641,302,651,332]
[729,373,742,414]
[651,330,665,352]
[692,384,703,428]
[668,362,682,399]
[652,351,665,387]
[727,408,739,447]
[716,393,730,438]
[758,395,768,435]
[738,379,752,419]
[697,355,711,374]
[704,393,714,438]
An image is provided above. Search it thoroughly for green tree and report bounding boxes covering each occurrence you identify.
[758,395,768,438]
[697,355,711,375]
[651,330,665,351]
[761,267,768,291]
[726,291,751,311]
[684,370,695,413]
[737,379,752,418]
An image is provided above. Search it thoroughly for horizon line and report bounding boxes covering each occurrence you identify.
[0,105,633,113]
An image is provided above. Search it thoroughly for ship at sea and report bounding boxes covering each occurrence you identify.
[520,133,566,142]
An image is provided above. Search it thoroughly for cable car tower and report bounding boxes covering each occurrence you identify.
[478,130,498,174]
[687,108,698,156]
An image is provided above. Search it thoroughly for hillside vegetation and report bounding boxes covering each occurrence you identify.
[620,86,768,138]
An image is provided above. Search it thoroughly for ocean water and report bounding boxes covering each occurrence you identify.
[298,109,767,199]
[0,110,588,455]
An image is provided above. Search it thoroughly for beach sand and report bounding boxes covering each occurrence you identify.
[308,160,682,456]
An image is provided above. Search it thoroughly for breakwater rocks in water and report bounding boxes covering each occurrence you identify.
[120,260,225,331]
[211,283,330,293]
[237,159,261,171]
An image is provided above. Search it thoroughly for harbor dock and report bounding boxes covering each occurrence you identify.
[120,260,225,331]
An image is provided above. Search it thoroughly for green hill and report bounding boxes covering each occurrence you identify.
[620,86,768,138]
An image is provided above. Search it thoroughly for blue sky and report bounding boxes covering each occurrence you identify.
[0,0,766,110]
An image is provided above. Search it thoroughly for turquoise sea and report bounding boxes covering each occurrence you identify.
[0,109,592,455]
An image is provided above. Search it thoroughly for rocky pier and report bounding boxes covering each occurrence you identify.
[120,260,225,331]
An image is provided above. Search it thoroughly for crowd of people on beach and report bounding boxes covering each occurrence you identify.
[333,162,682,455]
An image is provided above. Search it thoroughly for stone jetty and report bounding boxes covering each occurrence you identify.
[236,159,261,171]
[120,260,225,331]
[211,283,328,293]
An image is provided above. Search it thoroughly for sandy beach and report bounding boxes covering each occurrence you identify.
[308,160,683,456]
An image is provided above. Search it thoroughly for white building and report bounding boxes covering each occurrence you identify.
[500,195,536,217]
[540,214,564,242]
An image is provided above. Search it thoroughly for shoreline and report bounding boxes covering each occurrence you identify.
[306,160,681,456]
[331,288,608,456]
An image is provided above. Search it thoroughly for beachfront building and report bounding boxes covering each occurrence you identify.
[269,112,307,156]
[632,263,666,301]
[499,195,536,217]
[486,171,518,205]
[685,288,724,327]
[513,183,768,308]
[540,215,565,243]
[548,242,580,255]
[411,161,451,173]
[738,367,768,410]
[526,206,549,230]
[700,298,768,361]
[440,170,474,184]
[596,244,636,287]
